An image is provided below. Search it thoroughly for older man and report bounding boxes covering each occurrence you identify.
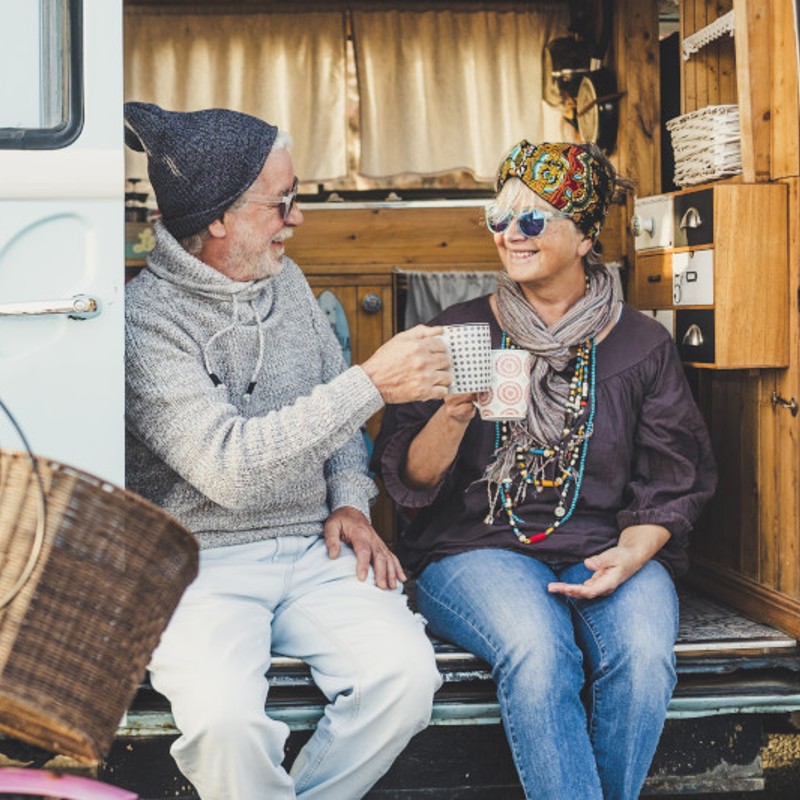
[123,102,448,800]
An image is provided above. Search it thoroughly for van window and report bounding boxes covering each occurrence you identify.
[0,0,83,149]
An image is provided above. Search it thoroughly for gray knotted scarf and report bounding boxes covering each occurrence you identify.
[483,265,619,497]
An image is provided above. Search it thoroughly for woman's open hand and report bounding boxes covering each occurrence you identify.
[547,524,671,599]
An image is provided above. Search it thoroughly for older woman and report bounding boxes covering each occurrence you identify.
[373,141,717,799]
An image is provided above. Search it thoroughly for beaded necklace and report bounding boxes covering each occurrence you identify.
[488,331,597,544]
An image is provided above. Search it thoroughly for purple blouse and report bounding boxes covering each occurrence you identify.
[372,296,717,579]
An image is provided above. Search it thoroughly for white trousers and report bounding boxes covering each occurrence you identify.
[148,535,441,800]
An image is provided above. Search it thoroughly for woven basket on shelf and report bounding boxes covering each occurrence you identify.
[666,104,742,187]
[0,449,198,763]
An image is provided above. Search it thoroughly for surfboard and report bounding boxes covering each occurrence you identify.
[316,290,374,463]
[317,289,352,366]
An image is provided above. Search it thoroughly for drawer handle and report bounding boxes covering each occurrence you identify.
[630,214,655,237]
[361,293,383,314]
[646,275,662,283]
[679,207,702,230]
[682,324,704,347]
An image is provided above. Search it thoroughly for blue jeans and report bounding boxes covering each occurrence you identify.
[416,549,678,800]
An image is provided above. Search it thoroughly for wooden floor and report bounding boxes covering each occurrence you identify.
[675,585,797,655]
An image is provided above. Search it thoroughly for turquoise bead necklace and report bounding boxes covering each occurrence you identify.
[491,331,597,544]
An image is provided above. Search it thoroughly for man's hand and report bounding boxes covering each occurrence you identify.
[361,325,451,403]
[323,506,406,590]
[547,524,671,600]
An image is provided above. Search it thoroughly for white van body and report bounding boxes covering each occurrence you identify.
[0,0,124,483]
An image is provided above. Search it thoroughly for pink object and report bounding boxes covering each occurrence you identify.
[476,349,532,421]
[0,768,137,799]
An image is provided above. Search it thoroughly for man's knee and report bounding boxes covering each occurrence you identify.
[360,625,441,724]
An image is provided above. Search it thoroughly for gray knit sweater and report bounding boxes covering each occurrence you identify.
[125,222,383,549]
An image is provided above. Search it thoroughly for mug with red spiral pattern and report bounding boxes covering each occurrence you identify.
[475,349,532,421]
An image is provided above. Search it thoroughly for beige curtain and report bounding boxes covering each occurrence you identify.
[124,12,348,184]
[353,7,567,180]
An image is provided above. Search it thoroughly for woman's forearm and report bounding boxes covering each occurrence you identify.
[403,396,476,489]
[617,524,671,563]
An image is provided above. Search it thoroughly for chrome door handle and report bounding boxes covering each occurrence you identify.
[0,294,101,320]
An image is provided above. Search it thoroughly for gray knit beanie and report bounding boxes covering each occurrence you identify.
[124,102,278,239]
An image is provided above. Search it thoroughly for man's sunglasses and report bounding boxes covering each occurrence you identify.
[484,204,571,239]
[243,176,299,221]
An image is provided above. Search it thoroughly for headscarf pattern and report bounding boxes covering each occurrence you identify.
[496,141,614,240]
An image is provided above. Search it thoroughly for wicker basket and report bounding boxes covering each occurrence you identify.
[666,104,742,187]
[0,449,198,763]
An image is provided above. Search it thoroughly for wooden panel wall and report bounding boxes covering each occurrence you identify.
[769,2,800,179]
[734,0,773,181]
[680,0,737,113]
[680,0,800,635]
[613,0,661,198]
[733,0,800,182]
[610,0,660,305]
[286,205,499,273]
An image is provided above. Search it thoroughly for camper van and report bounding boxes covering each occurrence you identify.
[1,0,800,796]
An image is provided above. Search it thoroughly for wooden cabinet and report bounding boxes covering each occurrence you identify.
[648,1,800,638]
[310,275,393,368]
[632,182,789,368]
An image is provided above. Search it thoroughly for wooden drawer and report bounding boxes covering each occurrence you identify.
[632,251,673,309]
[672,248,714,306]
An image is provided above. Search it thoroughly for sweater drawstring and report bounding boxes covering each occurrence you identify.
[202,296,265,401]
[246,301,266,402]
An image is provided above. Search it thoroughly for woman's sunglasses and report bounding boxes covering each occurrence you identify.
[484,204,572,239]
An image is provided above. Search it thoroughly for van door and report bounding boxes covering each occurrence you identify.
[0,0,124,483]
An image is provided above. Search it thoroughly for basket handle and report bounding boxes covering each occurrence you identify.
[0,397,47,610]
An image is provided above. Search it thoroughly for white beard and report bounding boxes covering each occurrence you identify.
[227,228,293,281]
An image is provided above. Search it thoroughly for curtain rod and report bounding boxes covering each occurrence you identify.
[125,1,565,14]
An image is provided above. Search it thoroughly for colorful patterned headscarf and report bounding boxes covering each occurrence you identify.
[496,141,615,240]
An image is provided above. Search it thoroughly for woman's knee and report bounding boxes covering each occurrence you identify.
[418,553,566,644]
[421,586,576,676]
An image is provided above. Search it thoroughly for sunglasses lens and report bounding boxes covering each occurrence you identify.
[517,210,546,238]
[485,207,511,234]
[282,178,299,220]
